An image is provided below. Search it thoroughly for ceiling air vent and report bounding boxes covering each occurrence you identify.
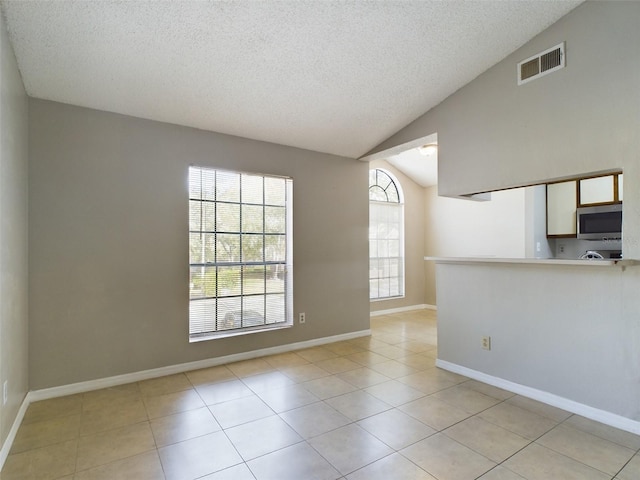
[517,42,565,85]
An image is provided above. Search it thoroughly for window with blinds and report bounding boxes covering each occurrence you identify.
[369,169,405,300]
[188,166,293,341]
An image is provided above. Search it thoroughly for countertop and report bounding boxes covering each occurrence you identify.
[424,256,639,267]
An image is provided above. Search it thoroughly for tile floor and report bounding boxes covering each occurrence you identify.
[3,309,640,480]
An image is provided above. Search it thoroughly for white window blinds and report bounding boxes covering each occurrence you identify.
[188,166,293,340]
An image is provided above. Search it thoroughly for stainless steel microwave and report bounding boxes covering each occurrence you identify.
[577,203,622,240]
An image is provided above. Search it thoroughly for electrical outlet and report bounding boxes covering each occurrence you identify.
[3,381,7,405]
[299,312,306,324]
[559,244,565,254]
[481,336,491,350]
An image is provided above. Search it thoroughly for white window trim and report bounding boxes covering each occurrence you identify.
[369,168,405,301]
[188,166,293,341]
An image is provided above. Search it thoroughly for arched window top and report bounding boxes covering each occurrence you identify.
[369,168,403,203]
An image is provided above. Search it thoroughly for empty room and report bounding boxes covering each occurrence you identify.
[1,1,639,479]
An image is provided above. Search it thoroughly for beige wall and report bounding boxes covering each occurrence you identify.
[368,160,426,312]
[28,100,370,389]
[0,9,29,448]
[423,186,528,305]
[369,2,640,259]
[366,1,640,424]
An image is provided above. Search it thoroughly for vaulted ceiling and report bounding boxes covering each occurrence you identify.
[2,1,581,159]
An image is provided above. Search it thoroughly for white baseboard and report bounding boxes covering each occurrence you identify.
[436,359,640,435]
[0,329,370,469]
[0,392,31,470]
[29,329,371,402]
[370,304,436,317]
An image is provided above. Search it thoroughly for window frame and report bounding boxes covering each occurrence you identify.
[369,168,405,301]
[188,165,293,341]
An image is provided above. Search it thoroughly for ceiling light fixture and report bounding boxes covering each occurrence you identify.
[418,144,438,156]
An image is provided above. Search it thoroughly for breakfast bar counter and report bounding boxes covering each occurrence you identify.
[426,255,640,434]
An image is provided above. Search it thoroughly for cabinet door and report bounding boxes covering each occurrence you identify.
[619,173,623,202]
[547,181,577,236]
[580,175,614,205]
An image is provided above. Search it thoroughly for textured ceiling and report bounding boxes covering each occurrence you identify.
[2,0,581,159]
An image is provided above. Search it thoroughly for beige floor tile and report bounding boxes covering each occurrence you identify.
[21,395,83,425]
[503,443,610,480]
[76,422,155,471]
[478,465,527,479]
[144,388,205,419]
[616,453,640,480]
[357,408,436,450]
[458,380,515,401]
[396,353,435,370]
[401,433,496,480]
[325,390,391,421]
[432,384,501,414]
[479,402,558,440]
[247,441,340,480]
[240,370,296,393]
[1,439,77,480]
[397,340,437,353]
[195,379,254,405]
[73,450,164,480]
[9,309,638,480]
[226,358,275,378]
[279,401,351,438]
[369,359,421,378]
[184,365,236,387]
[422,347,438,359]
[505,395,572,422]
[430,368,469,384]
[397,370,461,394]
[82,383,141,410]
[10,413,80,454]
[399,395,472,431]
[314,357,362,374]
[343,350,390,367]
[369,344,407,360]
[280,363,331,383]
[537,424,636,475]
[336,367,390,389]
[150,406,221,447]
[138,373,193,398]
[301,375,358,399]
[208,395,274,429]
[372,333,405,345]
[347,452,437,480]
[444,416,530,463]
[308,424,393,475]
[294,346,338,362]
[563,415,640,450]
[80,397,148,436]
[199,463,256,480]
[225,415,302,460]
[346,336,389,351]
[323,341,365,356]
[364,379,425,406]
[158,431,243,480]
[256,384,320,413]
[263,351,309,369]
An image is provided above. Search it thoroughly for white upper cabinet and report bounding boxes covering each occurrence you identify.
[580,176,615,205]
[547,181,577,236]
[619,173,624,202]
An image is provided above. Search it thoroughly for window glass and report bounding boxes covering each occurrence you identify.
[369,169,405,301]
[189,166,293,340]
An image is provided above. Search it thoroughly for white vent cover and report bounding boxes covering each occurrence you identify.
[517,42,565,85]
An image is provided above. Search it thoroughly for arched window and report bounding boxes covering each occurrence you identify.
[369,169,404,300]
